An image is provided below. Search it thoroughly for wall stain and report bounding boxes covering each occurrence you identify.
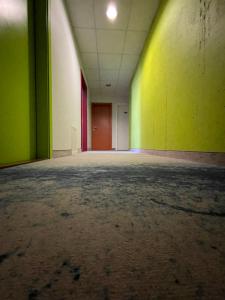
[199,0,213,73]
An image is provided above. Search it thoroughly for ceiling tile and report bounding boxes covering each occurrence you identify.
[99,54,122,70]
[84,68,99,81]
[94,0,131,30]
[65,0,95,28]
[66,0,160,99]
[118,71,133,86]
[128,0,159,31]
[96,30,125,53]
[91,87,102,96]
[82,53,98,68]
[89,81,100,88]
[116,86,130,97]
[100,70,119,81]
[124,31,147,54]
[101,85,116,97]
[120,54,139,71]
[75,29,97,52]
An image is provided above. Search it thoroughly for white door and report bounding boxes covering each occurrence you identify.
[117,105,129,150]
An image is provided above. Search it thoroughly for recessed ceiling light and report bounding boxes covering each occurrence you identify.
[106,3,118,21]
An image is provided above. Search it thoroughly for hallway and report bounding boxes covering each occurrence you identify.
[1,0,225,299]
[1,153,225,300]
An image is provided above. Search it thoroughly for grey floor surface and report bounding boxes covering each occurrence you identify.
[0,153,225,300]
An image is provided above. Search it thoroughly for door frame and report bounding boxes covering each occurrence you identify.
[81,72,88,152]
[91,103,112,151]
[116,104,129,151]
[31,0,52,159]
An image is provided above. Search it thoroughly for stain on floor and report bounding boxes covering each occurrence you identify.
[0,153,225,299]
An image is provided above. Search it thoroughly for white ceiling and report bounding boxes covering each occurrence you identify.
[65,0,160,98]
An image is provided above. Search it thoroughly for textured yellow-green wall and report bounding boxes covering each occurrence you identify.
[0,0,36,164]
[130,0,225,152]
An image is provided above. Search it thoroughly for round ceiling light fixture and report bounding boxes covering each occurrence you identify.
[106,3,118,21]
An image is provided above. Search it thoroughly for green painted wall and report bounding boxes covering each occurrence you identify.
[0,0,36,164]
[130,0,225,152]
[0,0,51,165]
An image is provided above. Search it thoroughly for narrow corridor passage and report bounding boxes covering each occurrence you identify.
[0,153,225,300]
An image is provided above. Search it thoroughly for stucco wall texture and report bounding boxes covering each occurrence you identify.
[130,0,225,152]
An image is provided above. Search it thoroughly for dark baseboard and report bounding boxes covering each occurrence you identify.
[131,149,225,166]
[0,159,45,169]
[53,149,72,158]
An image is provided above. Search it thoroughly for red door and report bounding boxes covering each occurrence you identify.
[92,103,112,150]
[81,72,87,152]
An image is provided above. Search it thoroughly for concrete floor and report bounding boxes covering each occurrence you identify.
[0,153,225,300]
